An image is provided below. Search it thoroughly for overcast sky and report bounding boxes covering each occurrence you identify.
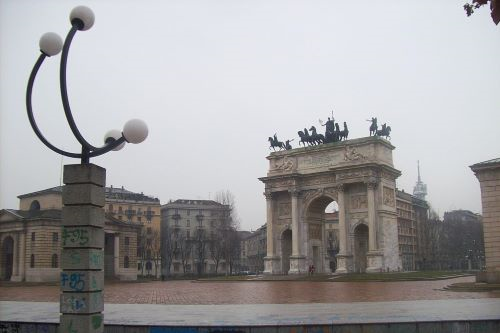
[1,1,499,231]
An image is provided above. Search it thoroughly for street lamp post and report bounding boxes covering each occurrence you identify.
[26,6,148,333]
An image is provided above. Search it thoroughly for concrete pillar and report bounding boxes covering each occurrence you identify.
[367,181,377,252]
[114,234,120,277]
[59,164,105,333]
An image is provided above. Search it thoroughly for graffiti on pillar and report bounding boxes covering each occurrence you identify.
[61,272,85,291]
[90,251,103,267]
[63,295,87,312]
[91,314,103,330]
[62,228,89,246]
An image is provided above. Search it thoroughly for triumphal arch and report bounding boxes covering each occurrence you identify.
[259,136,402,274]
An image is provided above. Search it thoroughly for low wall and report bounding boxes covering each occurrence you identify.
[1,320,500,333]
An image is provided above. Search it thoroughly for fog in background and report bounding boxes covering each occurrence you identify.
[1,1,499,231]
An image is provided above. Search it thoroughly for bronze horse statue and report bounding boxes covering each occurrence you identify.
[268,135,286,151]
[309,126,324,145]
[339,122,349,141]
[375,124,391,139]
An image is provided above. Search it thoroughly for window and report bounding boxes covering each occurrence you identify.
[187,210,190,216]
[137,217,142,223]
[147,227,152,234]
[186,230,190,239]
[30,254,35,268]
[29,200,40,211]
[108,204,113,212]
[147,250,152,259]
[125,237,130,246]
[187,220,190,227]
[51,254,58,268]
[118,206,123,214]
[52,232,59,242]
[124,256,129,268]
[31,232,35,242]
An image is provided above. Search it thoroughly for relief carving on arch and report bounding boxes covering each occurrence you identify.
[308,223,322,240]
[273,156,295,172]
[301,174,337,186]
[383,186,396,207]
[350,193,368,210]
[270,179,295,189]
[337,169,376,181]
[278,202,291,218]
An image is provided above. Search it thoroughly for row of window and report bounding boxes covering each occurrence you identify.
[31,232,59,242]
[28,254,132,269]
[28,254,58,268]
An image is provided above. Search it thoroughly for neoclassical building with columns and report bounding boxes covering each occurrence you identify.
[260,136,402,274]
[0,187,141,282]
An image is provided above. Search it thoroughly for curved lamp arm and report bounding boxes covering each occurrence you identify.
[60,25,98,151]
[26,53,81,159]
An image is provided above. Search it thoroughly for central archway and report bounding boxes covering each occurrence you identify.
[305,195,337,274]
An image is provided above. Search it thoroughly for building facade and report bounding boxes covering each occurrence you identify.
[240,225,266,274]
[103,186,161,277]
[0,187,142,282]
[395,190,429,271]
[160,199,232,277]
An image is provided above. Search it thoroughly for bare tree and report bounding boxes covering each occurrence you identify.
[178,230,193,274]
[161,225,178,279]
[209,232,225,274]
[150,229,162,278]
[194,227,208,276]
[214,190,242,274]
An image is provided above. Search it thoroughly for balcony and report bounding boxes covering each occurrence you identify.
[196,214,204,221]
[172,213,181,220]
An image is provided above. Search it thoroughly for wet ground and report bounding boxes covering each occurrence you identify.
[1,276,498,304]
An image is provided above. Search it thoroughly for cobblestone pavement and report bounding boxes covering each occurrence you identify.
[1,276,498,305]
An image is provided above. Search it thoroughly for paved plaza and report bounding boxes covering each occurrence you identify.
[1,276,500,331]
[0,276,498,304]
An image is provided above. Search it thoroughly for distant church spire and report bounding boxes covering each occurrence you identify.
[413,160,427,200]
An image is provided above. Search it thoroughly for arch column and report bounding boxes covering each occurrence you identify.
[335,183,352,273]
[263,191,280,275]
[288,189,306,274]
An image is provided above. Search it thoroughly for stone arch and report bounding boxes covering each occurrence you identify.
[1,236,14,280]
[304,195,339,274]
[353,224,369,273]
[260,136,402,275]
